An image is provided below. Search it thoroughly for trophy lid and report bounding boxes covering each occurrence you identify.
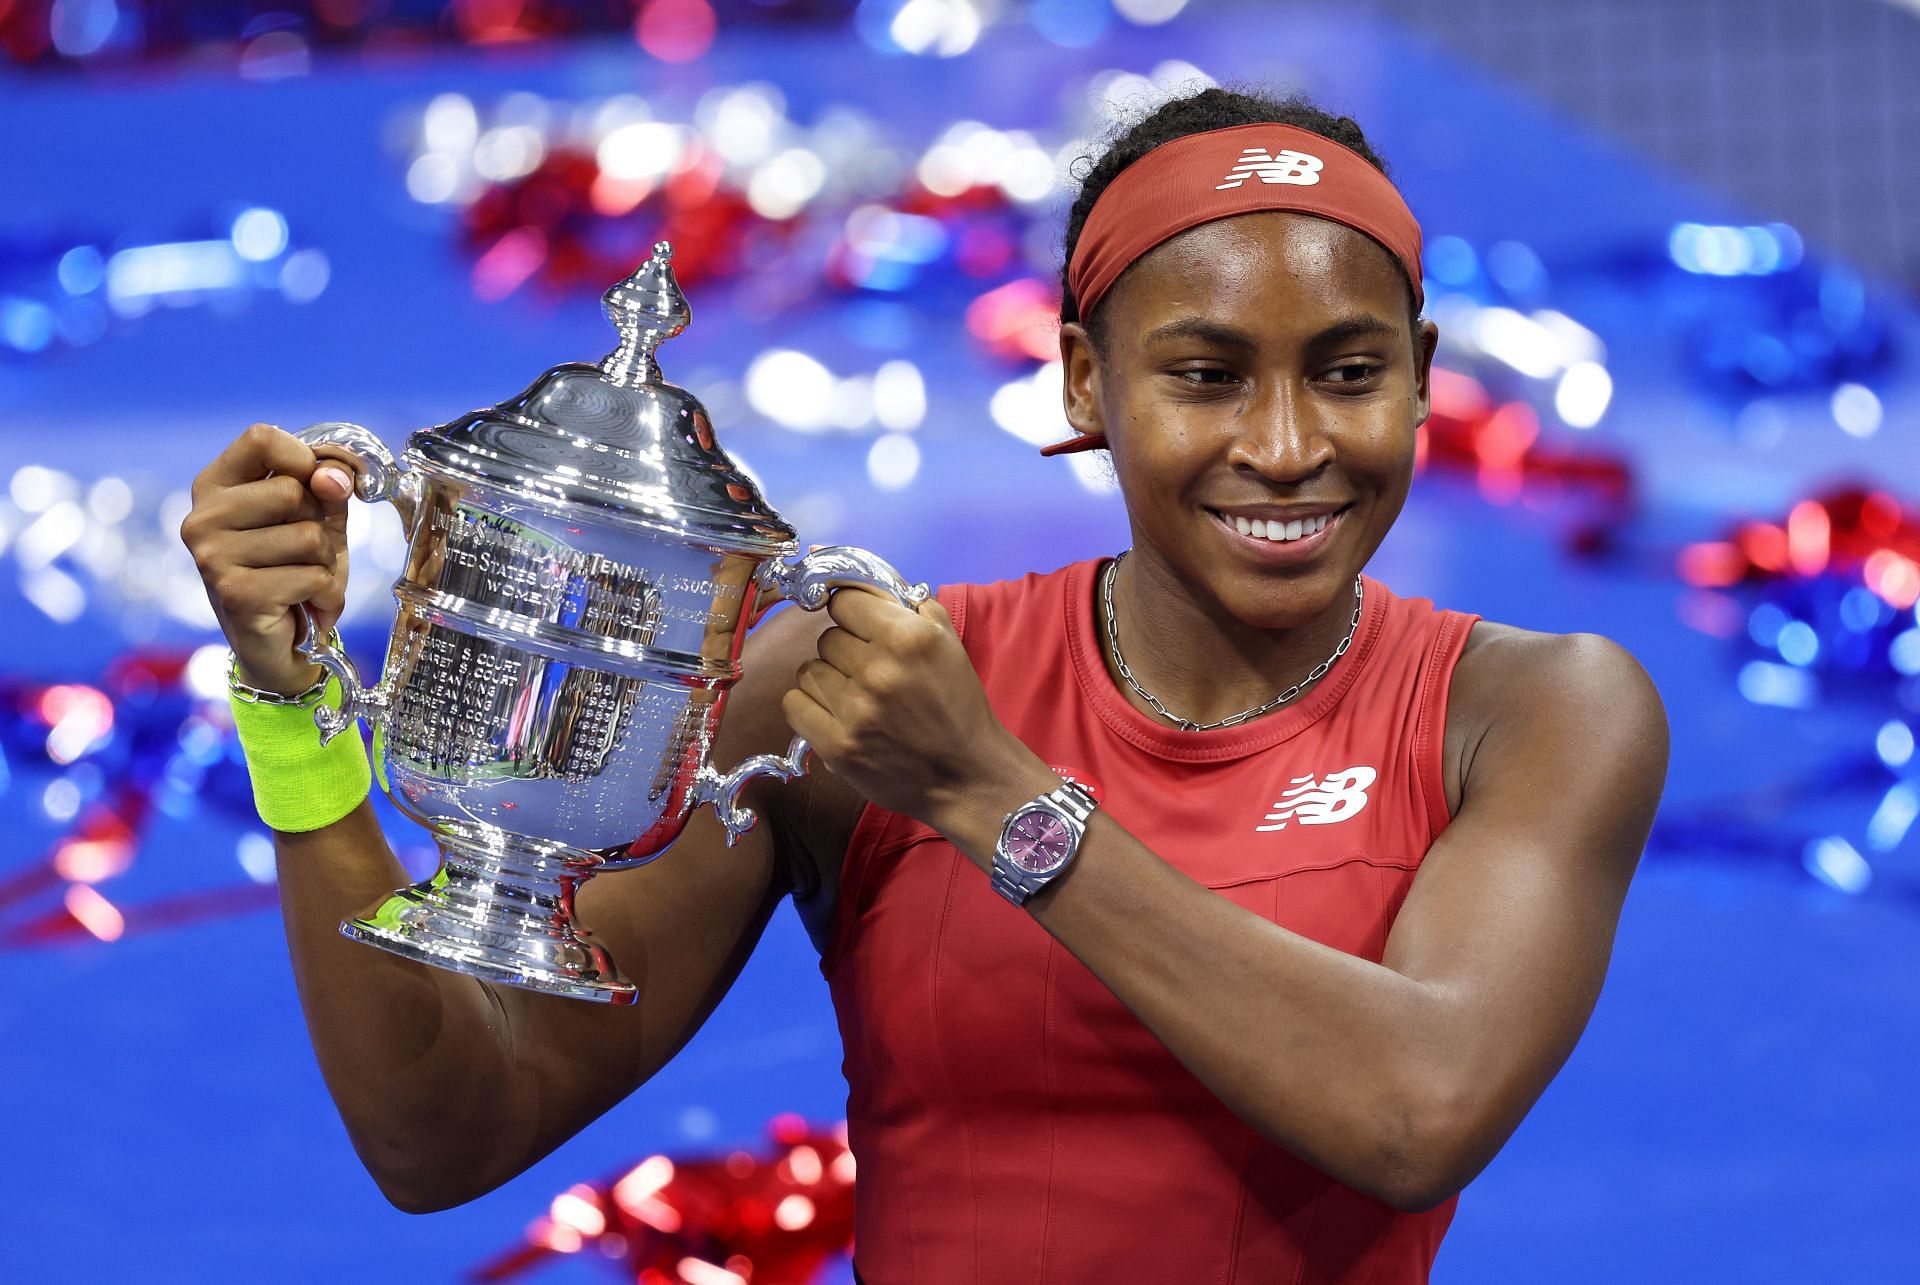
[408,242,797,554]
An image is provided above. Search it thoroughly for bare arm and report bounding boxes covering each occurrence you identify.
[947,631,1668,1210]
[269,694,802,1212]
[782,589,1668,1213]
[184,425,849,1212]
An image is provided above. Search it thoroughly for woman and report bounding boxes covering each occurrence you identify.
[181,88,1666,1282]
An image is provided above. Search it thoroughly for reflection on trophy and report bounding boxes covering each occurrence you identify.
[290,241,926,1003]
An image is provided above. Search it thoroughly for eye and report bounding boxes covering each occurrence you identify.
[1322,361,1382,385]
[1170,365,1239,388]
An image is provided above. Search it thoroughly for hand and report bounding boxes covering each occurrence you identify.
[781,588,1042,832]
[178,423,356,697]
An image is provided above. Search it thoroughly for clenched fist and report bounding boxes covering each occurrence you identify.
[782,588,1046,834]
[178,423,357,697]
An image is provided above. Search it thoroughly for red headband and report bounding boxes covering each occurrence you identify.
[1041,122,1425,457]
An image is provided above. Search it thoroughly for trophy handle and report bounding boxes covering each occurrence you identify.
[288,422,419,743]
[693,547,929,843]
[691,735,812,846]
[292,602,392,743]
[295,421,423,532]
[756,544,931,613]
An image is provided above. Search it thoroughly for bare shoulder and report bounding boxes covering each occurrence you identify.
[1442,620,1668,817]
[1464,622,1662,714]
[1457,620,1661,705]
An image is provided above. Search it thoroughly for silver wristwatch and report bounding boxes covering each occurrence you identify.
[991,780,1098,906]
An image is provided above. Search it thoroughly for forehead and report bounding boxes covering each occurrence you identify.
[1103,211,1410,338]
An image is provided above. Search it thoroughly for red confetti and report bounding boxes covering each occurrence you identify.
[472,1116,856,1284]
[1678,486,1920,607]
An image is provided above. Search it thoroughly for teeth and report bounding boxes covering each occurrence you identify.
[1224,510,1338,542]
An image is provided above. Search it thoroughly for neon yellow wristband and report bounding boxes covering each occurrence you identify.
[229,675,372,833]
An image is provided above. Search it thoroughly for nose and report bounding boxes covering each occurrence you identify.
[1224,381,1335,484]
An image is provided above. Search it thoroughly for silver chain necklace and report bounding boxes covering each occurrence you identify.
[1100,553,1363,732]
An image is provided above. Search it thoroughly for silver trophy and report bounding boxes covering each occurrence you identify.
[288,242,926,1003]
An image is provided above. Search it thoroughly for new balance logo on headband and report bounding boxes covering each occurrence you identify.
[1215,147,1325,190]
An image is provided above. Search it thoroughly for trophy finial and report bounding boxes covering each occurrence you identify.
[601,241,692,386]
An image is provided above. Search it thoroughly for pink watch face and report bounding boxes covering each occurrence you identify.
[1006,809,1074,874]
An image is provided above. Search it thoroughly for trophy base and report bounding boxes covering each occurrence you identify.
[341,827,637,1005]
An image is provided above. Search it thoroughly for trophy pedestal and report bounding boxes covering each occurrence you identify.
[341,827,638,1005]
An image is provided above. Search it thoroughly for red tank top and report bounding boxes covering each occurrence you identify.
[821,557,1481,1284]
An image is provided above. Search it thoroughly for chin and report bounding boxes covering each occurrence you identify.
[1213,571,1346,631]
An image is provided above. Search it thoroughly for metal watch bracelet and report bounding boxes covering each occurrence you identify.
[990,781,1098,905]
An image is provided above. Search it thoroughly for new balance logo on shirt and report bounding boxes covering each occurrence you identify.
[1215,147,1325,190]
[1256,766,1376,831]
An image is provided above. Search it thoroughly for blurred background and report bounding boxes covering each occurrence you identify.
[2,0,1917,1280]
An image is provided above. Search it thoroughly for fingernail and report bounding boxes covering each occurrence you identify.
[316,466,351,493]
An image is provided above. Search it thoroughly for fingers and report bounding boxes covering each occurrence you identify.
[917,596,957,634]
[795,656,853,711]
[824,583,911,640]
[306,578,347,640]
[208,563,336,626]
[780,686,833,750]
[194,423,353,517]
[224,520,341,570]
[815,625,864,675]
[197,423,319,492]
[308,454,355,507]
[182,425,362,695]
[191,475,325,534]
[818,590,955,685]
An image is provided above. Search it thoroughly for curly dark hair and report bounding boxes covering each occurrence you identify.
[1060,87,1416,347]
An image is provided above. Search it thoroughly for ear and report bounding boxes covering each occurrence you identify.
[1411,319,1440,427]
[1058,321,1105,437]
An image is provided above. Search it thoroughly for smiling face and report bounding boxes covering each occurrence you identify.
[1061,211,1438,632]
